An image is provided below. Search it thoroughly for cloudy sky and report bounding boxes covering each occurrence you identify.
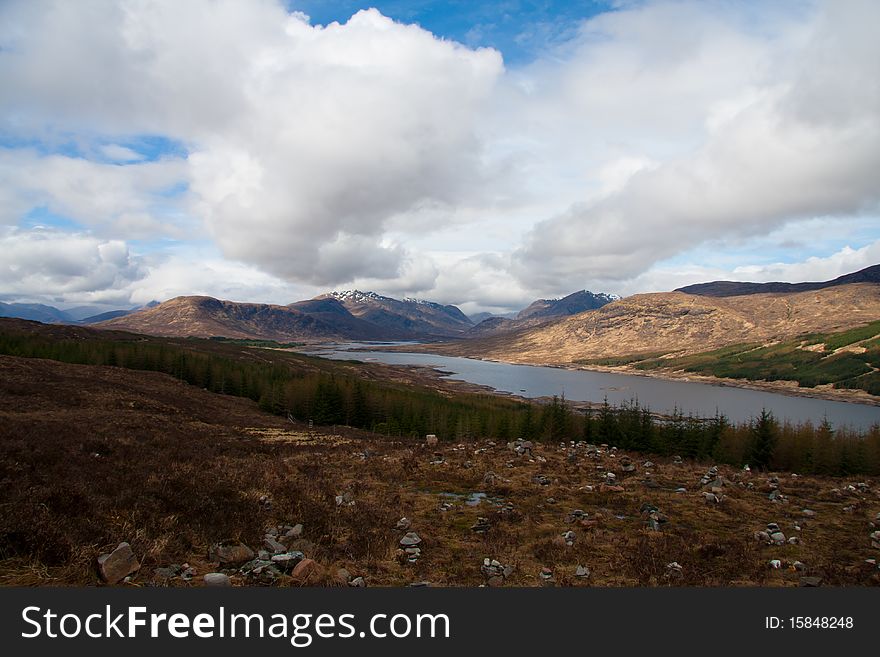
[1,0,878,316]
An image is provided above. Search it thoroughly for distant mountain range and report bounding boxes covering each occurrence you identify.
[8,264,879,346]
[676,264,880,297]
[0,301,155,325]
[2,286,621,342]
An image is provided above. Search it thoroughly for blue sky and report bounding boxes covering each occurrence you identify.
[0,0,878,313]
[287,0,613,65]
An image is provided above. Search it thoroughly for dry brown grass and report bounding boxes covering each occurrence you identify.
[1,354,879,587]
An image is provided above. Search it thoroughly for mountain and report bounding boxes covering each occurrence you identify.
[676,264,880,297]
[0,302,72,324]
[79,309,140,324]
[318,290,473,337]
[94,295,396,341]
[516,290,619,320]
[428,279,880,365]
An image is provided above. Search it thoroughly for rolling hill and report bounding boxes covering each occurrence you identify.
[427,281,880,366]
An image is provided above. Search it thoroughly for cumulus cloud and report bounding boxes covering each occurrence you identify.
[511,0,880,289]
[0,0,878,310]
[0,228,145,303]
[1,1,505,286]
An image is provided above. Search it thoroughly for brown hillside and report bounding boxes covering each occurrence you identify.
[94,295,384,341]
[432,283,880,364]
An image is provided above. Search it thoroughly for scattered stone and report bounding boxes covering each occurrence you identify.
[291,558,324,585]
[561,530,576,546]
[438,501,454,512]
[471,517,491,534]
[769,559,782,569]
[400,532,422,547]
[870,530,880,549]
[271,552,305,572]
[482,472,500,486]
[539,567,555,586]
[259,495,272,511]
[203,573,231,587]
[481,558,512,585]
[770,531,787,545]
[209,540,254,566]
[335,492,355,507]
[532,474,551,486]
[575,565,590,578]
[395,517,412,531]
[643,461,655,469]
[801,509,816,518]
[349,576,366,587]
[264,535,287,554]
[97,542,140,584]
[672,455,683,465]
[425,434,438,446]
[799,576,822,587]
[335,567,352,584]
[285,524,304,539]
[665,562,683,579]
[792,561,807,571]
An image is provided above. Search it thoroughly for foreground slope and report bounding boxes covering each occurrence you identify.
[2,353,879,587]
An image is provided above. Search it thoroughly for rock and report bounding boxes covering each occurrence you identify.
[561,530,576,546]
[799,576,822,587]
[264,536,287,554]
[672,456,683,464]
[209,540,255,565]
[425,434,438,446]
[349,576,366,588]
[285,524,304,539]
[97,542,140,584]
[291,558,324,585]
[769,559,782,569]
[532,474,551,486]
[770,531,787,545]
[471,517,491,534]
[271,552,304,572]
[395,517,412,531]
[665,562,683,578]
[792,561,807,571]
[400,532,422,547]
[203,573,231,587]
[801,509,816,518]
[575,565,590,578]
[335,567,352,584]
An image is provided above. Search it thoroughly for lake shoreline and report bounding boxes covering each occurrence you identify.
[332,342,880,409]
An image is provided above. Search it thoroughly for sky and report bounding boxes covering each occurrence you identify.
[1,0,878,316]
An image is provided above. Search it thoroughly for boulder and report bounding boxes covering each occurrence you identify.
[203,573,231,587]
[291,558,324,585]
[97,542,140,584]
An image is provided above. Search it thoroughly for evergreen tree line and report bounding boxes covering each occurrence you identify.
[2,330,879,475]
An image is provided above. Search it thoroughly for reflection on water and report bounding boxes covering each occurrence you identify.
[304,343,880,430]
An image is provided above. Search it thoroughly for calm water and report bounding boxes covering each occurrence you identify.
[304,342,880,430]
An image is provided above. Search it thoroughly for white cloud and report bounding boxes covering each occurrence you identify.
[0,228,144,303]
[511,0,880,289]
[0,0,878,311]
